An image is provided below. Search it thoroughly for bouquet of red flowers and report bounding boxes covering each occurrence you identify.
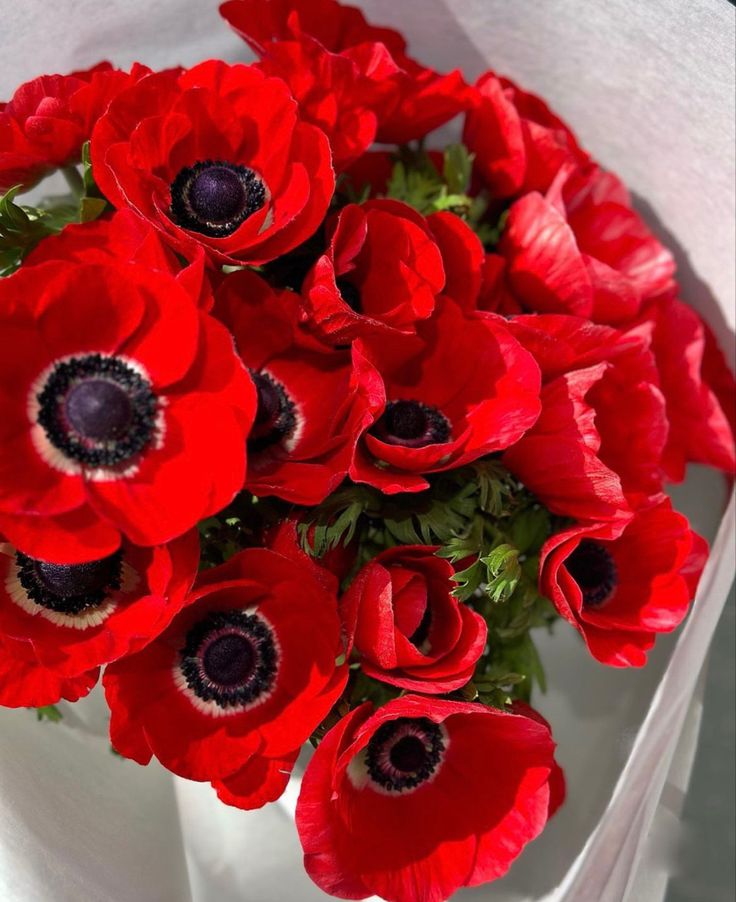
[0,2,733,900]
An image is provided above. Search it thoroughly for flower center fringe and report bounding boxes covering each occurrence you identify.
[365,717,445,792]
[248,369,297,451]
[372,400,451,448]
[179,610,278,709]
[37,354,157,467]
[565,539,618,608]
[170,160,266,237]
[15,549,123,615]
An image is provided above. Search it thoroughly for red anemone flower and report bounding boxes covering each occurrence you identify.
[503,314,669,509]
[0,63,149,193]
[0,259,255,562]
[296,695,563,902]
[490,164,676,324]
[254,37,395,171]
[539,500,707,667]
[351,299,541,494]
[91,61,334,266]
[463,71,589,199]
[638,295,736,481]
[103,547,347,806]
[216,269,382,504]
[0,529,199,677]
[301,200,445,345]
[341,545,487,693]
[220,0,473,145]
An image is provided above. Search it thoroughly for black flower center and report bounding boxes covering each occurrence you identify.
[170,160,266,237]
[336,277,362,313]
[365,717,445,792]
[565,539,618,608]
[372,400,451,448]
[248,370,297,452]
[180,610,278,710]
[36,354,157,468]
[15,549,123,615]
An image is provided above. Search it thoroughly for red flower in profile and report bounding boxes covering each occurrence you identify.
[490,164,675,324]
[426,210,486,312]
[103,547,347,809]
[0,259,255,562]
[639,295,736,481]
[0,632,99,708]
[296,695,563,902]
[301,200,445,344]
[351,299,541,494]
[220,0,473,145]
[216,269,382,504]
[464,71,588,199]
[0,63,149,192]
[91,61,334,266]
[503,314,669,510]
[341,545,487,692]
[540,500,707,667]
[25,209,214,311]
[503,363,632,522]
[0,529,199,677]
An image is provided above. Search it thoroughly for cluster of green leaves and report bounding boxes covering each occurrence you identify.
[0,143,107,276]
[198,492,287,569]
[384,142,506,247]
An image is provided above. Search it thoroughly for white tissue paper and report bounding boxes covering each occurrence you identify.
[0,1,733,900]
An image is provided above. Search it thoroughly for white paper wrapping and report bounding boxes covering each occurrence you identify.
[0,2,734,900]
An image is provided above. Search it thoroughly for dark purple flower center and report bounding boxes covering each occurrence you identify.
[248,369,297,452]
[365,717,445,792]
[202,634,255,687]
[66,380,133,442]
[335,277,362,313]
[180,610,278,710]
[372,400,451,448]
[37,354,157,467]
[565,539,618,608]
[170,160,266,237]
[15,549,123,615]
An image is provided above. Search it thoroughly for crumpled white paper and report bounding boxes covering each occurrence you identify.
[0,2,734,900]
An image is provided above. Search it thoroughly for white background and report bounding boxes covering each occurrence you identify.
[0,2,734,900]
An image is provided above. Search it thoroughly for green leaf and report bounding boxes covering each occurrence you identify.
[443,144,474,195]
[510,505,551,554]
[80,195,107,223]
[481,543,522,604]
[471,459,515,516]
[35,705,63,723]
[0,186,55,275]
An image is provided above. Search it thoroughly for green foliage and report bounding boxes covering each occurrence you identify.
[442,143,474,195]
[35,705,63,723]
[198,492,286,568]
[0,186,58,275]
[481,543,522,604]
[0,146,108,276]
[385,144,477,220]
[383,143,509,248]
